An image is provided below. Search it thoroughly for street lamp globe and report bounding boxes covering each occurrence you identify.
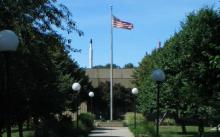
[132,88,139,95]
[72,82,81,93]
[89,91,94,97]
[0,30,19,51]
[152,69,165,82]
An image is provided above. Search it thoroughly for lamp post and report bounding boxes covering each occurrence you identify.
[72,82,81,134]
[0,30,19,137]
[88,91,94,113]
[131,87,138,136]
[152,69,165,137]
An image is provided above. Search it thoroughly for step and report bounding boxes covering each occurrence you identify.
[95,121,125,127]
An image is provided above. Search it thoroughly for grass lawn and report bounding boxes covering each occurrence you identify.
[2,128,33,137]
[129,122,219,137]
[3,131,32,137]
[160,126,218,137]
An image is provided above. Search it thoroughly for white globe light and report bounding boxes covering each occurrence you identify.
[152,69,165,82]
[0,30,19,51]
[72,82,81,92]
[132,88,138,95]
[88,91,94,97]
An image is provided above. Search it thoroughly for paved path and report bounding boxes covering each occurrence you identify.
[88,127,134,137]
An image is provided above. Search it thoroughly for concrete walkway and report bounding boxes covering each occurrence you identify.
[88,127,134,137]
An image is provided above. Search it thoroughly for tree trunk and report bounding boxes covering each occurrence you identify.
[176,111,187,134]
[217,124,219,133]
[33,117,40,137]
[181,122,187,134]
[198,122,204,137]
[0,129,2,137]
[33,117,38,129]
[26,118,30,130]
[6,124,11,137]
[18,122,24,137]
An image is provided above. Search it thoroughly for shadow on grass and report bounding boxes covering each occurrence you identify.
[162,131,219,137]
[94,127,116,130]
[10,128,33,133]
[90,131,107,134]
[89,136,123,137]
[172,131,197,135]
[203,132,219,137]
[89,127,117,136]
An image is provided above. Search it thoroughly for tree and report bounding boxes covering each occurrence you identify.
[133,53,157,114]
[0,1,87,137]
[124,63,135,68]
[177,8,220,136]
[93,64,121,69]
[133,8,220,136]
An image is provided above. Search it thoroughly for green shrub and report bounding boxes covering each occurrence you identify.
[75,121,88,137]
[33,115,74,137]
[79,112,95,131]
[33,116,75,137]
[32,113,95,137]
[129,121,156,137]
[124,112,145,126]
[162,118,176,125]
[58,116,75,137]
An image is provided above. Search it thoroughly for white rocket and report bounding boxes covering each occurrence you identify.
[89,39,93,68]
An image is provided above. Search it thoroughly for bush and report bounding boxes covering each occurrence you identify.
[33,116,75,137]
[162,118,176,125]
[32,113,95,137]
[79,112,95,131]
[124,112,145,126]
[75,121,87,137]
[129,121,156,137]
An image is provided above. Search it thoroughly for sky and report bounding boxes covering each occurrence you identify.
[58,0,220,68]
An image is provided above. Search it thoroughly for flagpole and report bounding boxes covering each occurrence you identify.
[110,5,113,121]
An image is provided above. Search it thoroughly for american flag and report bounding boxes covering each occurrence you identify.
[112,16,133,30]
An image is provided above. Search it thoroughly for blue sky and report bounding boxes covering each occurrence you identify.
[58,0,219,68]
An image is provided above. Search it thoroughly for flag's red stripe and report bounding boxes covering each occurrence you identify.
[112,16,133,30]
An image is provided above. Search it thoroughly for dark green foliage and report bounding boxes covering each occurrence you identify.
[0,0,92,137]
[79,113,95,131]
[32,113,95,137]
[133,7,220,136]
[0,0,83,50]
[128,121,156,137]
[93,64,121,69]
[124,112,145,126]
[124,63,135,68]
[33,116,75,137]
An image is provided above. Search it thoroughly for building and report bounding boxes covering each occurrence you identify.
[85,68,135,88]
